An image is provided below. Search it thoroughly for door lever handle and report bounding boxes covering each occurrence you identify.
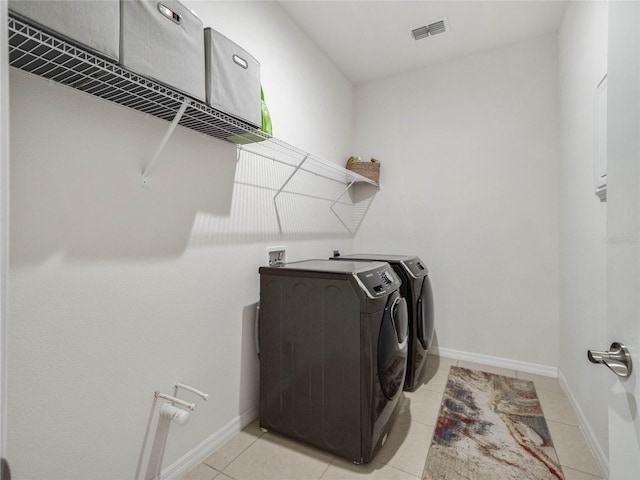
[588,342,632,377]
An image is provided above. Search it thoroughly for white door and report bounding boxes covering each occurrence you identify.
[605,2,640,479]
[0,0,10,474]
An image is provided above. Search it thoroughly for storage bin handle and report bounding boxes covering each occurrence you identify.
[233,54,249,69]
[157,3,181,25]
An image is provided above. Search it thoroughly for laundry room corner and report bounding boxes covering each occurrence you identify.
[351,34,561,370]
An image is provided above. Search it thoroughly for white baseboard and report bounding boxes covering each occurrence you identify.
[432,346,559,378]
[557,370,609,480]
[161,405,259,480]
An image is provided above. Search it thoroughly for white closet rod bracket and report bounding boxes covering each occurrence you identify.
[141,98,192,188]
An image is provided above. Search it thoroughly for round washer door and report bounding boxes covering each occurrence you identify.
[417,276,435,351]
[378,292,409,400]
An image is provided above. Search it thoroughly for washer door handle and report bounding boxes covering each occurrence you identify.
[390,297,408,350]
[397,335,408,351]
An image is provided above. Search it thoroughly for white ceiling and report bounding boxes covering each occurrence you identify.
[278,1,568,84]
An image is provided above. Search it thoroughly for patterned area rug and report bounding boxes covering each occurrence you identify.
[423,367,564,480]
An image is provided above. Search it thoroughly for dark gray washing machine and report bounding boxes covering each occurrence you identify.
[258,259,408,464]
[332,254,434,391]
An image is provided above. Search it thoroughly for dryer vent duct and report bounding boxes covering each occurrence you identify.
[411,17,449,40]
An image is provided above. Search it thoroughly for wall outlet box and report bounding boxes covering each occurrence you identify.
[267,246,286,266]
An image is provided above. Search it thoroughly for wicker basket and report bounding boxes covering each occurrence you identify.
[346,157,380,183]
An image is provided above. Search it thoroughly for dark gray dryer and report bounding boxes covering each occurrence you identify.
[332,254,434,391]
[258,259,408,464]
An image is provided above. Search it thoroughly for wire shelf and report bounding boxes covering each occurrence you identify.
[238,140,378,187]
[7,13,379,233]
[8,14,256,140]
[7,14,378,188]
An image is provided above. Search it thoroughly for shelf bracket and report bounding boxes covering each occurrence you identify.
[330,179,378,236]
[274,154,310,200]
[273,154,310,233]
[329,179,357,235]
[141,98,192,187]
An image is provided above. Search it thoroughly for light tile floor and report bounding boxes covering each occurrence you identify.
[182,355,604,480]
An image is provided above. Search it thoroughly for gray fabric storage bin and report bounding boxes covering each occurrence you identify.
[8,0,119,61]
[205,28,261,128]
[120,0,205,101]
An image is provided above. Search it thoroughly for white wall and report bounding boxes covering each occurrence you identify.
[352,35,560,368]
[557,0,609,469]
[7,2,355,479]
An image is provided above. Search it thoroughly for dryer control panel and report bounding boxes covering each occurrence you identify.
[400,257,429,279]
[354,264,402,299]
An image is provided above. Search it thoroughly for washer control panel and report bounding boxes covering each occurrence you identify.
[354,263,401,298]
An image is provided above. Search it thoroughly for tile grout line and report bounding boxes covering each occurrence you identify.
[379,456,425,479]
[558,459,604,478]
[381,417,436,479]
[203,427,266,474]
[543,415,603,477]
[317,455,337,480]
[545,417,582,429]
[562,465,604,480]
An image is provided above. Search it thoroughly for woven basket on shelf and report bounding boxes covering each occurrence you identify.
[346,157,380,183]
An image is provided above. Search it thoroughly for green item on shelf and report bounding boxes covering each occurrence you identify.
[226,132,265,145]
[226,85,272,145]
[261,86,272,135]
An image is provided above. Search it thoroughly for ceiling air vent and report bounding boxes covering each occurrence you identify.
[411,16,449,41]
[411,25,430,41]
